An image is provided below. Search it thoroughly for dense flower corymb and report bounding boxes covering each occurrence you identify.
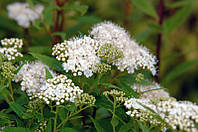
[38,74,83,105]
[0,38,23,60]
[124,97,198,132]
[15,61,55,98]
[90,21,157,75]
[7,2,44,28]
[52,36,101,78]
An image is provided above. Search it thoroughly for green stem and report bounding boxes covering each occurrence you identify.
[8,79,14,101]
[54,106,58,132]
[57,106,89,129]
[112,97,116,132]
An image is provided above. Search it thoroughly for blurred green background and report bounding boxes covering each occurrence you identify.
[0,0,198,102]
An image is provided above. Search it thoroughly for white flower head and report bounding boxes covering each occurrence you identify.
[39,74,83,105]
[0,38,23,60]
[7,2,44,28]
[131,83,169,99]
[52,36,101,78]
[90,21,157,75]
[14,61,55,98]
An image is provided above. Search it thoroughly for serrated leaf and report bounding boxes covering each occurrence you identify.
[59,127,78,132]
[30,52,64,73]
[89,116,105,132]
[65,4,88,15]
[8,102,25,118]
[131,0,158,19]
[4,127,33,132]
[162,59,198,85]
[163,4,192,34]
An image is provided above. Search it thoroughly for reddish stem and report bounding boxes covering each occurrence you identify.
[53,0,67,45]
[156,0,165,82]
[124,0,131,29]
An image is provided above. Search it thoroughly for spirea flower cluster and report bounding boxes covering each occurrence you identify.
[7,2,44,28]
[0,38,23,60]
[52,36,101,78]
[75,93,96,106]
[0,62,16,79]
[124,97,198,131]
[38,74,83,105]
[131,83,169,99]
[90,21,157,75]
[103,89,128,104]
[15,61,55,97]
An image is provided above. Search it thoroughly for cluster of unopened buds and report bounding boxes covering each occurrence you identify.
[0,38,23,61]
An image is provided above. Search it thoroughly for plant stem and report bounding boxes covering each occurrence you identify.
[156,0,165,82]
[54,106,58,132]
[124,0,131,29]
[112,97,116,132]
[53,0,67,45]
[57,106,89,129]
[8,79,14,102]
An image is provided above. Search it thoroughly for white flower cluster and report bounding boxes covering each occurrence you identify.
[124,98,198,131]
[124,98,160,125]
[0,38,23,60]
[131,83,169,99]
[90,21,157,75]
[7,2,44,28]
[38,75,83,105]
[156,99,198,132]
[15,61,55,97]
[52,36,101,78]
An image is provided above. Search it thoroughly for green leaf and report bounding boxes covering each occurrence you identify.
[137,121,149,132]
[46,118,52,132]
[167,0,195,8]
[65,4,88,15]
[70,115,83,120]
[134,28,152,42]
[4,127,33,132]
[162,59,198,85]
[44,5,60,26]
[59,127,78,132]
[45,67,53,79]
[30,52,64,73]
[119,81,139,98]
[130,0,158,19]
[0,85,8,94]
[52,32,66,40]
[95,95,113,110]
[111,116,119,128]
[89,116,105,132]
[163,4,192,34]
[74,15,102,24]
[67,103,77,112]
[8,102,26,118]
[118,120,134,132]
[29,46,51,54]
[100,83,122,90]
